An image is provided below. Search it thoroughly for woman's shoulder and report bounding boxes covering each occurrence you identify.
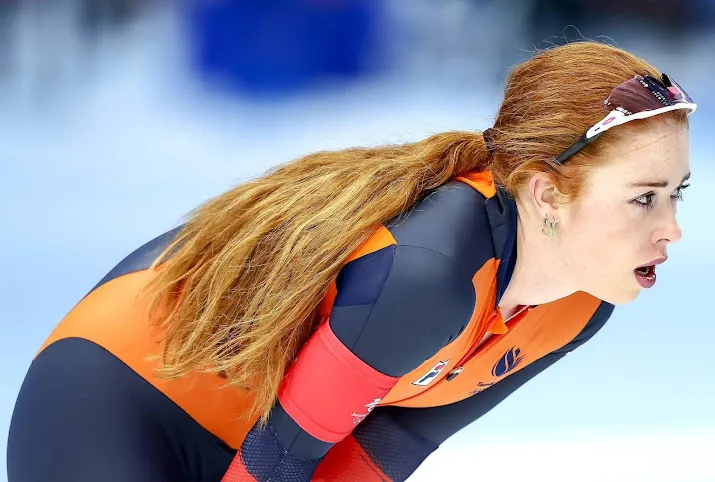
[383,179,495,271]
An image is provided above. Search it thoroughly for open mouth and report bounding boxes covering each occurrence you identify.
[635,265,655,278]
[634,264,656,288]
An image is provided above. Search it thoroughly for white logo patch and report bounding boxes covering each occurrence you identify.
[412,360,450,386]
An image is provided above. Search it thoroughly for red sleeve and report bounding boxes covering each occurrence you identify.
[310,409,438,482]
[310,434,391,482]
[277,321,399,443]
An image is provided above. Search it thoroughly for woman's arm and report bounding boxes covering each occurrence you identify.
[223,244,477,481]
[310,301,614,482]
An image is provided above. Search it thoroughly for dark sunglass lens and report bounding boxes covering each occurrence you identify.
[606,77,665,113]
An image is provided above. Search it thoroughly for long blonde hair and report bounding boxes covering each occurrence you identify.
[145,41,685,424]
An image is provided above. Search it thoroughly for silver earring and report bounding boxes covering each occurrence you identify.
[542,214,556,237]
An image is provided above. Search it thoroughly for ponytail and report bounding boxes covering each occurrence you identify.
[145,130,491,423]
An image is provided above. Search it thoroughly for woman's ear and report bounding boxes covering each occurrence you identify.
[526,173,564,217]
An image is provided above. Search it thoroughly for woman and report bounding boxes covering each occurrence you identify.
[7,41,697,482]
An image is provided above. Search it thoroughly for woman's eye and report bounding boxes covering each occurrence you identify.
[632,184,690,211]
[672,183,690,202]
[633,193,655,210]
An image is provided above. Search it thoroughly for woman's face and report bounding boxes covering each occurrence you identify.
[560,121,691,305]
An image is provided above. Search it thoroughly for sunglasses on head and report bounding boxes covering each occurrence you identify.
[554,73,697,165]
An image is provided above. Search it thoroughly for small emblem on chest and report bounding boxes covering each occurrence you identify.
[468,346,526,396]
[491,346,525,377]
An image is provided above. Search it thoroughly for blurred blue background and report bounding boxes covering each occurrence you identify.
[1,1,714,481]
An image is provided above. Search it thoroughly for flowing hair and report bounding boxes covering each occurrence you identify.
[144,41,687,424]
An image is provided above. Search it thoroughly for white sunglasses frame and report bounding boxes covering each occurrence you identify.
[585,102,698,140]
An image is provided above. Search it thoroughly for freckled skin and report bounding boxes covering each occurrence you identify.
[560,122,690,304]
[502,120,690,311]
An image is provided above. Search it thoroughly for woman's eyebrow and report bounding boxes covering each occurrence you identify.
[627,172,691,188]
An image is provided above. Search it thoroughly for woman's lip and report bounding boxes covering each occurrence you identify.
[637,256,667,269]
[634,268,656,288]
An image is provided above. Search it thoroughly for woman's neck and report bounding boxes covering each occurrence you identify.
[499,206,576,310]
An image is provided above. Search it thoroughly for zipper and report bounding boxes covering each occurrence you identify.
[446,304,532,381]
